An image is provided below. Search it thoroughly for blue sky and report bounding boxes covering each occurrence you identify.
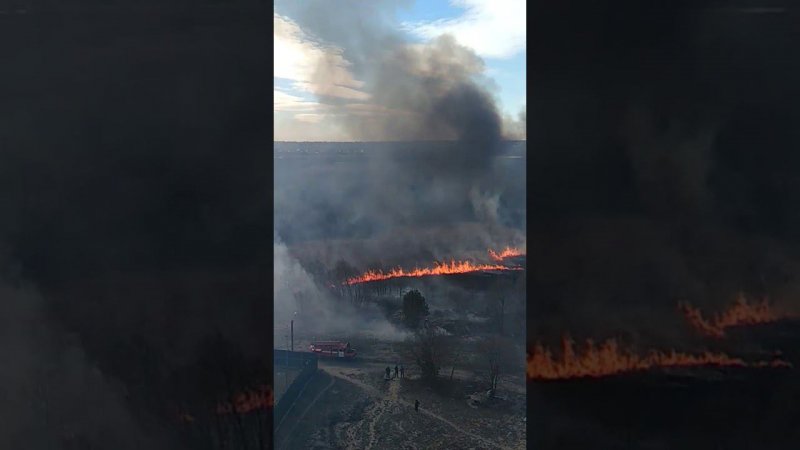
[274,0,526,141]
[398,0,526,115]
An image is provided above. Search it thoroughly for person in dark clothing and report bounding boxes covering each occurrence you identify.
[400,365,404,378]
[394,365,399,378]
[414,400,420,412]
[385,366,391,380]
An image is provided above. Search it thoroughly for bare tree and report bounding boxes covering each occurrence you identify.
[327,259,372,307]
[344,282,369,307]
[448,333,467,382]
[479,336,516,396]
[490,276,525,337]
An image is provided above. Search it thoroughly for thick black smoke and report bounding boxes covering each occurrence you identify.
[528,1,800,341]
[274,0,523,251]
[284,1,508,176]
[1,4,270,448]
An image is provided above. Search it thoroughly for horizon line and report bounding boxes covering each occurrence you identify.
[273,139,527,144]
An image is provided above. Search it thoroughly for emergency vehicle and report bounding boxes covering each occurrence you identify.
[309,341,357,359]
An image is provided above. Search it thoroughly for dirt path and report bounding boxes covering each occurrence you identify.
[321,363,513,450]
[364,377,399,449]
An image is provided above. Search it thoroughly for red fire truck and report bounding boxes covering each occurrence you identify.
[309,341,357,359]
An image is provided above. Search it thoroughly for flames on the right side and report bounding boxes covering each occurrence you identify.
[679,294,785,338]
[528,296,795,381]
[528,335,749,380]
[488,246,525,262]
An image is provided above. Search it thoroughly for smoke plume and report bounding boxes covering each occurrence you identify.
[277,0,516,225]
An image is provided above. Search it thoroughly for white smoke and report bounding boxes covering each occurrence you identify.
[274,235,409,341]
[469,186,502,224]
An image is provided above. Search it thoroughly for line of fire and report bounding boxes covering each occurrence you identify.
[343,248,526,285]
[528,296,796,381]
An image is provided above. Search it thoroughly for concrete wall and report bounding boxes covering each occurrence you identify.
[273,350,318,425]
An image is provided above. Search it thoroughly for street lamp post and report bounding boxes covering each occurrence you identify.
[285,331,289,392]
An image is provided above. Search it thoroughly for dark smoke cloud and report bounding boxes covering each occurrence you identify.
[274,0,521,244]
[1,4,270,447]
[528,1,800,342]
[280,0,510,210]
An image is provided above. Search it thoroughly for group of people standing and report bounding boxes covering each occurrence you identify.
[385,364,404,379]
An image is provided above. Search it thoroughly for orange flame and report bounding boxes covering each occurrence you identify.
[526,335,789,381]
[488,246,525,262]
[679,295,782,338]
[216,385,274,415]
[344,259,523,285]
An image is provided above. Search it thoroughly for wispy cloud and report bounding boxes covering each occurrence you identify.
[402,0,526,59]
[273,90,328,113]
[274,13,374,140]
[274,13,369,101]
[293,113,327,124]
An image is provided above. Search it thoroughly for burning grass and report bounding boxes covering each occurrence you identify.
[176,384,273,423]
[344,259,523,285]
[679,295,785,338]
[215,385,274,415]
[527,335,790,381]
[488,246,525,262]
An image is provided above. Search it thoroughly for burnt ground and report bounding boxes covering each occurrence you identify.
[529,322,800,450]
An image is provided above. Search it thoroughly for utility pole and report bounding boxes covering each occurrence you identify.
[291,320,294,352]
[285,332,289,392]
